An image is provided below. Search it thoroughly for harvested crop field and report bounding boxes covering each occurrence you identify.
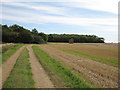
[1,43,119,88]
[39,43,118,88]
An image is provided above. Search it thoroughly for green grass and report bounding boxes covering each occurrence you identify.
[3,48,35,88]
[32,46,94,88]
[63,49,118,67]
[2,45,18,54]
[0,46,1,54]
[1,44,24,63]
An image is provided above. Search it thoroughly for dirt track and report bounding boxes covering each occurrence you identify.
[2,45,25,86]
[1,43,118,88]
[1,45,54,88]
[27,45,54,88]
[39,44,118,88]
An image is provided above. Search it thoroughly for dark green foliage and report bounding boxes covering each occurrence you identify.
[32,28,38,35]
[48,34,104,43]
[2,24,47,44]
[33,35,44,44]
[19,30,34,43]
[39,32,48,42]
[2,24,104,43]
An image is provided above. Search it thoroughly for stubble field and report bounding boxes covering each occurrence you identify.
[0,43,118,88]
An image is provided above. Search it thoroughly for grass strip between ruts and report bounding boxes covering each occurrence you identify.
[32,46,94,88]
[3,48,35,88]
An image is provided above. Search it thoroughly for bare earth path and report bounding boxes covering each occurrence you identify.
[1,45,25,87]
[39,45,118,88]
[27,45,54,88]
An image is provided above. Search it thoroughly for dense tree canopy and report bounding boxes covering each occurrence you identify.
[48,34,104,43]
[2,24,47,44]
[1,24,104,43]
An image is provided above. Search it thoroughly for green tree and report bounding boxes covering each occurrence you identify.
[39,32,48,42]
[33,35,44,44]
[19,31,34,43]
[32,28,38,35]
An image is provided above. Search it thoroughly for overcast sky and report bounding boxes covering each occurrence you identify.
[1,0,119,43]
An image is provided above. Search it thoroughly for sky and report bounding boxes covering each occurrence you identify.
[0,0,119,43]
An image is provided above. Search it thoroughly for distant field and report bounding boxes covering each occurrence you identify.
[1,43,118,88]
[48,43,118,67]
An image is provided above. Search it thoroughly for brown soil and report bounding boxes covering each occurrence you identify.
[49,43,118,59]
[27,45,54,88]
[49,43,118,47]
[2,45,25,86]
[39,44,118,88]
[82,43,118,47]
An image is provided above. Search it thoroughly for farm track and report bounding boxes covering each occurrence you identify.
[27,45,54,88]
[1,45,25,87]
[39,45,118,88]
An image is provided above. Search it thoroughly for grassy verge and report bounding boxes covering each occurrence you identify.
[32,46,94,88]
[1,44,24,63]
[0,46,1,54]
[3,48,35,88]
[2,44,17,54]
[63,49,118,67]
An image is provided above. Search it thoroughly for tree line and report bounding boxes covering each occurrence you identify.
[48,34,104,43]
[1,24,104,43]
[1,24,47,44]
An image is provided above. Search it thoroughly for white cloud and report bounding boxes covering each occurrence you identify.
[1,2,118,31]
[2,10,117,30]
[1,0,119,14]
[2,3,66,15]
[61,0,119,14]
